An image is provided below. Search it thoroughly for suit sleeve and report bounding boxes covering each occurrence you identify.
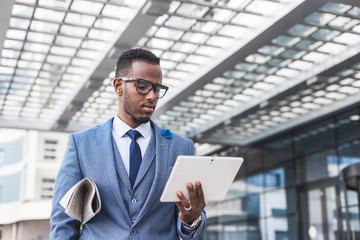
[50,134,83,240]
[176,138,207,240]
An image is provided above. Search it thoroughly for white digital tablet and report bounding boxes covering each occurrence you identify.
[160,155,244,202]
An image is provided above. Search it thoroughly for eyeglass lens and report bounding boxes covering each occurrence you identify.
[136,79,167,99]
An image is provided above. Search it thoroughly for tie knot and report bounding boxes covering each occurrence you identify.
[127,130,142,141]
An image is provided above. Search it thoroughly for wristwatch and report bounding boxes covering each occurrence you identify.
[182,215,202,229]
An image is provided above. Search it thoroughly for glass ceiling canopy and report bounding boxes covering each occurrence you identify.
[71,0,306,126]
[1,0,360,147]
[0,0,146,129]
[150,0,360,144]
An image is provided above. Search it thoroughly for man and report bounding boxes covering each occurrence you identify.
[50,48,206,239]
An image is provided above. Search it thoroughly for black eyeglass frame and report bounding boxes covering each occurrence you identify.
[116,77,169,99]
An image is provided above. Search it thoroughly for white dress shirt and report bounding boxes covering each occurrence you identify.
[112,115,152,176]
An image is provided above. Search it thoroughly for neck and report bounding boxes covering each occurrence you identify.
[116,114,143,129]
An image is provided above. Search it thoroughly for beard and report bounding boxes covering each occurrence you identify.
[123,95,153,125]
[132,115,151,125]
[121,86,156,127]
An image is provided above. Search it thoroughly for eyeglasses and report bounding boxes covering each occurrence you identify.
[116,77,169,99]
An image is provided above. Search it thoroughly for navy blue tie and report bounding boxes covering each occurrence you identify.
[127,130,142,188]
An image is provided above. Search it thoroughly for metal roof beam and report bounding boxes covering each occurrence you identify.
[0,0,15,53]
[0,118,53,131]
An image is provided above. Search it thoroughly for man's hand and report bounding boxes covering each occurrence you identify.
[175,181,206,224]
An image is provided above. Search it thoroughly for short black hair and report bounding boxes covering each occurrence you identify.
[115,48,160,77]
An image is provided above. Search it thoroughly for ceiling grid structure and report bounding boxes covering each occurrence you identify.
[71,0,306,128]
[0,0,359,148]
[0,0,147,130]
[152,0,360,144]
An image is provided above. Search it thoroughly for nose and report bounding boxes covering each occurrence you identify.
[145,87,157,101]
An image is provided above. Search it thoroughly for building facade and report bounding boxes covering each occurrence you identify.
[203,103,360,240]
[0,129,68,240]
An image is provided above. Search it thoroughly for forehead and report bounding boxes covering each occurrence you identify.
[130,60,162,84]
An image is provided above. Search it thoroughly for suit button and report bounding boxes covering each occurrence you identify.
[130,228,136,235]
[131,199,137,203]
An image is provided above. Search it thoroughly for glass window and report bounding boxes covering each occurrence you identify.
[235,150,246,180]
[248,218,265,240]
[207,197,247,224]
[265,215,298,240]
[335,109,360,144]
[300,189,325,240]
[284,162,296,187]
[204,222,248,240]
[338,140,360,171]
[0,138,23,166]
[264,189,286,217]
[264,188,296,217]
[223,223,247,240]
[296,148,338,184]
[247,194,262,218]
[325,187,339,240]
[294,119,336,157]
[41,178,55,199]
[204,105,360,239]
[264,135,292,167]
[247,174,264,194]
[44,140,57,161]
[264,168,285,189]
[0,173,21,202]
[347,206,360,238]
[245,146,263,173]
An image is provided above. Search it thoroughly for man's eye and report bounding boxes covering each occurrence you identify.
[138,81,150,90]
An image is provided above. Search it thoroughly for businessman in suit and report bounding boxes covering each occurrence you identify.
[50,48,206,239]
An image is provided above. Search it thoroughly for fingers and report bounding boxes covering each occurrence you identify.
[176,191,191,210]
[175,181,206,224]
[176,181,206,208]
[194,181,206,207]
[176,191,196,224]
[187,182,199,205]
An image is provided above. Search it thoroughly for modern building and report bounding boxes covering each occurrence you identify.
[0,129,68,240]
[0,0,359,239]
[204,104,360,239]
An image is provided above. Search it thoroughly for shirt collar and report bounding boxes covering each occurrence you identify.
[113,114,151,139]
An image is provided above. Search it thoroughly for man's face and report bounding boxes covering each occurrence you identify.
[114,60,162,128]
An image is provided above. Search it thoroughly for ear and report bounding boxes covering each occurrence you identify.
[113,78,123,96]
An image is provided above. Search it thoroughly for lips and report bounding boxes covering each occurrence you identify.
[142,102,155,112]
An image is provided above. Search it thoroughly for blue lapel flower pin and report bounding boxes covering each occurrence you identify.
[161,129,172,139]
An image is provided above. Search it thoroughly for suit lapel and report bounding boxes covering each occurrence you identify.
[112,138,132,192]
[94,118,131,220]
[135,121,170,224]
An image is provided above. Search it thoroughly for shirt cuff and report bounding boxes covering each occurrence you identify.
[181,223,196,235]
